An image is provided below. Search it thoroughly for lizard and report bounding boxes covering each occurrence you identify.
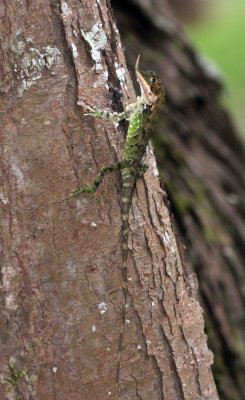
[68,55,165,397]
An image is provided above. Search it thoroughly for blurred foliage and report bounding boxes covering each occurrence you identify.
[186,0,245,136]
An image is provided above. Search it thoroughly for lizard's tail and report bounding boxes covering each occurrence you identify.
[121,209,130,269]
[121,168,135,268]
[116,169,134,399]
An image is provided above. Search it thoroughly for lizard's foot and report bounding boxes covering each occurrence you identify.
[82,103,104,119]
[136,163,148,178]
[66,185,95,199]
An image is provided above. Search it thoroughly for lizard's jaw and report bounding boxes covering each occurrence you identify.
[136,70,157,105]
[135,55,157,105]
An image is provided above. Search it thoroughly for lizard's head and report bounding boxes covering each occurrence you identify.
[135,55,164,105]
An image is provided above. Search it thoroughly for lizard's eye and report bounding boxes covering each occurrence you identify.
[151,77,156,83]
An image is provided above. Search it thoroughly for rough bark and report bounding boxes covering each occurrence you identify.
[112,1,245,399]
[0,1,219,399]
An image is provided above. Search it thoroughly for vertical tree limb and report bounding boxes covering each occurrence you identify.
[0,1,219,399]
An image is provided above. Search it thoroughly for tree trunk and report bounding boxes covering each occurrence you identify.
[0,1,219,399]
[112,1,245,399]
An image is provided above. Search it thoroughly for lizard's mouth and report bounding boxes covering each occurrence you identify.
[135,55,157,105]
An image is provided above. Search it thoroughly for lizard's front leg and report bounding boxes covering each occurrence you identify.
[82,102,131,123]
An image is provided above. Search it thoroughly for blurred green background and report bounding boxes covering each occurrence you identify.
[186,0,245,136]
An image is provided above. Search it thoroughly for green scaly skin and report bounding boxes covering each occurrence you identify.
[68,58,165,398]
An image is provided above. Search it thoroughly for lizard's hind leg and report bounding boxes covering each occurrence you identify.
[68,161,128,198]
[136,163,148,178]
